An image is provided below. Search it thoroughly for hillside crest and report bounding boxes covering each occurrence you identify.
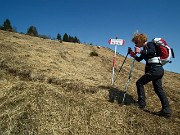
[0,30,179,135]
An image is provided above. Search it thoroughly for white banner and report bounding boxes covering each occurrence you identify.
[108,39,125,45]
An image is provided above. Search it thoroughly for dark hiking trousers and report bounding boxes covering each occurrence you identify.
[136,64,170,112]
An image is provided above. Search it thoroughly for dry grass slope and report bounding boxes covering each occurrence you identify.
[0,30,179,135]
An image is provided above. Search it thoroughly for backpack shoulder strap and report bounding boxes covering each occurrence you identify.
[171,48,175,58]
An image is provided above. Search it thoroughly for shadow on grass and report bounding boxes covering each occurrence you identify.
[99,85,136,105]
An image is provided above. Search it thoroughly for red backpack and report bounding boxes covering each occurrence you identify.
[152,38,175,65]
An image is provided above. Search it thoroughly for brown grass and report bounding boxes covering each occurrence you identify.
[0,30,179,135]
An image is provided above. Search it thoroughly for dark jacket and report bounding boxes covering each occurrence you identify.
[135,42,157,62]
[135,42,162,72]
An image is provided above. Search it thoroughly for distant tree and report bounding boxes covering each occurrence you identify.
[62,33,80,43]
[57,33,61,40]
[74,36,81,43]
[77,39,80,44]
[63,33,69,42]
[27,26,38,36]
[68,35,80,43]
[69,35,73,42]
[2,19,13,31]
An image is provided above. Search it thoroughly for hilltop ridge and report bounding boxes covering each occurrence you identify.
[0,30,179,135]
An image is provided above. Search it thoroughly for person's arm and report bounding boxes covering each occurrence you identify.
[135,54,144,62]
[135,42,156,62]
[140,42,156,57]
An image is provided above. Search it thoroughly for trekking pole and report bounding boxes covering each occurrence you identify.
[122,57,135,104]
[113,47,132,83]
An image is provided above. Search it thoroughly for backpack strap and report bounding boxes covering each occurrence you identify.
[171,48,175,58]
[148,57,161,64]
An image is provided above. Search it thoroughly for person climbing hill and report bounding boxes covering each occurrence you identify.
[129,32,171,117]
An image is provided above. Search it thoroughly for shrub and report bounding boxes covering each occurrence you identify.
[90,51,98,57]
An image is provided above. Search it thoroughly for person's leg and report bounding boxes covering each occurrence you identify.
[152,79,171,116]
[136,72,155,107]
[153,79,170,109]
[149,66,171,117]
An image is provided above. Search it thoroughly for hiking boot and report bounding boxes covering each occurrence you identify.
[134,102,145,109]
[154,110,171,118]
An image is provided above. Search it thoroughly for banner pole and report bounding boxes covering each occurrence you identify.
[111,44,117,85]
[108,37,125,85]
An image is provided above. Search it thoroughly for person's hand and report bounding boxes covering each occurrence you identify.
[135,47,141,54]
[130,51,135,57]
[128,47,132,54]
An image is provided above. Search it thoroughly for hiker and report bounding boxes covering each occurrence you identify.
[129,33,171,117]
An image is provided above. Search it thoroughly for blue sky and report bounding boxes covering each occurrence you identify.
[0,0,180,73]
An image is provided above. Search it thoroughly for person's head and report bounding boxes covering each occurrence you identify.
[132,33,147,47]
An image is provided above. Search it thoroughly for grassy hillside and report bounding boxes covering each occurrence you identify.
[0,30,179,135]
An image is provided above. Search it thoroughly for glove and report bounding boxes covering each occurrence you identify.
[130,51,135,57]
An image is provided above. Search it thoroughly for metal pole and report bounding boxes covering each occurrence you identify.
[113,51,128,83]
[113,47,131,84]
[122,58,135,104]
